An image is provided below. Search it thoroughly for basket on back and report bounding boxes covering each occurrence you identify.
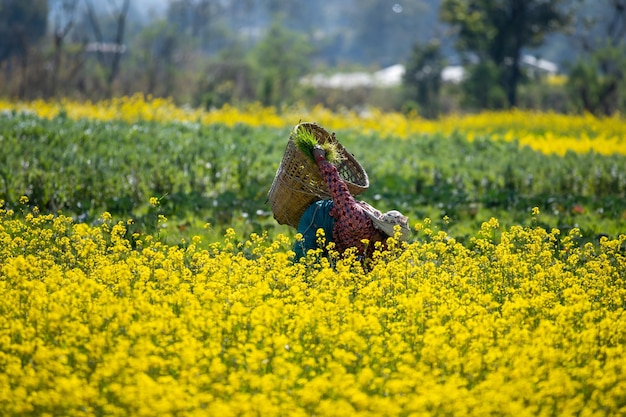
[268,122,369,227]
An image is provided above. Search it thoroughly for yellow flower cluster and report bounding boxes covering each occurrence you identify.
[1,204,625,416]
[1,95,624,156]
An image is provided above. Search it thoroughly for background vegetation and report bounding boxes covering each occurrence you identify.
[2,0,626,117]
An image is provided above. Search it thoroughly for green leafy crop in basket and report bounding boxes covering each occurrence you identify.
[293,126,343,165]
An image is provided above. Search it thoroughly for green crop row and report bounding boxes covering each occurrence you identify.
[1,112,624,244]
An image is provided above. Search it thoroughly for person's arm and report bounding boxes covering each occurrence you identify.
[312,146,359,220]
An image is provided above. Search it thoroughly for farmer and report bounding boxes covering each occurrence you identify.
[293,145,410,261]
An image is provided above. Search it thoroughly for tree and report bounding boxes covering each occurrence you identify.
[440,0,571,108]
[0,0,48,62]
[251,18,314,106]
[462,60,507,109]
[0,0,48,97]
[402,40,445,118]
[49,0,80,97]
[129,20,180,98]
[567,0,626,115]
[85,0,130,97]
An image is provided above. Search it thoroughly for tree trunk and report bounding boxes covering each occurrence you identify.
[49,0,78,98]
[51,34,63,97]
[107,0,130,95]
[18,52,28,99]
[507,1,527,108]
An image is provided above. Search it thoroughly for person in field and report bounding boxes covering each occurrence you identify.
[293,145,410,261]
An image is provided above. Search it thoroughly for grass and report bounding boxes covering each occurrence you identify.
[293,124,343,164]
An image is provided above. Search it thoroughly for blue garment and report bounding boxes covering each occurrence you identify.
[293,200,335,261]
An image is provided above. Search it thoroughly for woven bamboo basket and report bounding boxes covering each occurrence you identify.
[267,122,369,227]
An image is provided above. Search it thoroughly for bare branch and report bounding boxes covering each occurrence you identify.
[108,0,130,87]
[85,0,107,68]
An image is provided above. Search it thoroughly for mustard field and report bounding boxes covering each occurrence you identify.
[1,203,625,416]
[1,97,626,416]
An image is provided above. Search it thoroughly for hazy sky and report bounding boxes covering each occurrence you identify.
[134,0,168,12]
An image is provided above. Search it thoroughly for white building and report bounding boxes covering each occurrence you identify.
[300,56,558,90]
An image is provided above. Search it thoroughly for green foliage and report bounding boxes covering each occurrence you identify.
[293,126,319,160]
[567,41,626,115]
[462,61,508,110]
[402,40,445,118]
[197,48,255,109]
[127,20,182,99]
[293,125,342,164]
[440,0,572,59]
[440,0,572,107]
[0,0,48,61]
[1,113,625,246]
[251,17,314,107]
[566,2,626,117]
[0,113,283,240]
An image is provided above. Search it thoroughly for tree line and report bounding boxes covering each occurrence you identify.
[1,0,625,117]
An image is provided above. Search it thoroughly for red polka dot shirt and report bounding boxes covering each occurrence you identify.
[318,159,386,257]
